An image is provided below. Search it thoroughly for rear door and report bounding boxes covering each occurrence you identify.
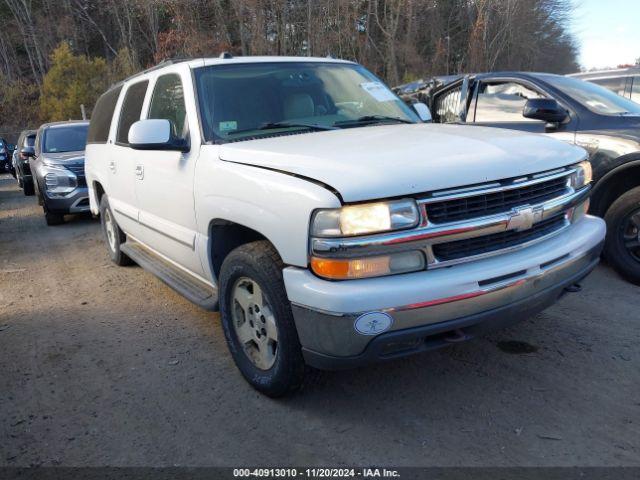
[108,80,149,237]
[133,68,204,276]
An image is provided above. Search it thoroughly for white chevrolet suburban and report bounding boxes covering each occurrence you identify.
[85,56,606,396]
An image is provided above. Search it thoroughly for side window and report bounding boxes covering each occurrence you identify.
[473,82,544,123]
[631,77,640,104]
[116,80,149,145]
[88,85,123,144]
[148,74,188,140]
[434,86,462,123]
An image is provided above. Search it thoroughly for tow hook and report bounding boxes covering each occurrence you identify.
[564,283,582,293]
[444,328,468,343]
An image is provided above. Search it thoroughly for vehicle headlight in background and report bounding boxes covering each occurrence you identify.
[42,163,78,196]
[311,199,420,237]
[569,160,592,190]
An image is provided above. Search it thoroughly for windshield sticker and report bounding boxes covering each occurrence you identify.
[219,121,238,132]
[360,82,397,102]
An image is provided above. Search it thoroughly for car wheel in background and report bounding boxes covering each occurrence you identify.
[219,240,305,397]
[44,209,64,226]
[604,186,640,285]
[99,195,132,266]
[23,180,34,196]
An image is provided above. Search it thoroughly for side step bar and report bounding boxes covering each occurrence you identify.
[121,241,219,311]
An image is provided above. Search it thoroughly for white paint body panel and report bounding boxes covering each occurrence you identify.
[219,123,587,202]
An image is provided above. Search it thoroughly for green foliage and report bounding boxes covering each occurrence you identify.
[109,48,138,84]
[39,42,107,122]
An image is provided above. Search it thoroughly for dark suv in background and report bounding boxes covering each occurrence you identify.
[27,121,90,225]
[12,130,37,195]
[399,72,640,284]
[0,138,11,173]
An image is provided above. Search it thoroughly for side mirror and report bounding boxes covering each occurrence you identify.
[20,146,35,158]
[413,102,432,122]
[523,98,567,123]
[128,119,189,152]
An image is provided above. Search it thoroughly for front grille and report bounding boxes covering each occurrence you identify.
[433,214,567,262]
[65,163,86,188]
[426,175,569,224]
[65,164,85,175]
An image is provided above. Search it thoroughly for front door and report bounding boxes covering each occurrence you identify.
[133,70,204,276]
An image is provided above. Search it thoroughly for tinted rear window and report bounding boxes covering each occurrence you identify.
[117,81,149,145]
[88,86,123,144]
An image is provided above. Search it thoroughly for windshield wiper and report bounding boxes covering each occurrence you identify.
[334,115,415,126]
[227,122,337,136]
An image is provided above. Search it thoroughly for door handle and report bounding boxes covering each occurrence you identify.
[135,164,144,180]
[108,160,116,173]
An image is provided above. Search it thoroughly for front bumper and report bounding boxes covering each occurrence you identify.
[284,215,605,369]
[43,187,90,214]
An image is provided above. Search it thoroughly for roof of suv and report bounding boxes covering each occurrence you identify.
[113,55,355,89]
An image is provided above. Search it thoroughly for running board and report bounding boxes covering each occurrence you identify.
[121,241,219,311]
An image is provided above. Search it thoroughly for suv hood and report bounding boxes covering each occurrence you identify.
[219,124,586,203]
[42,151,85,165]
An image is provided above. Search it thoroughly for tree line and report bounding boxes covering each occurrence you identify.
[0,0,579,141]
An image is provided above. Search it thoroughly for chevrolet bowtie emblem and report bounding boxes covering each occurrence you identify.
[507,206,542,232]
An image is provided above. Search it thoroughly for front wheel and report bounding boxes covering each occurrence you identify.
[604,186,640,285]
[219,241,305,397]
[44,209,64,226]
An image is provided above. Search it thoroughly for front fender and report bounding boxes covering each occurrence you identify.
[195,158,341,268]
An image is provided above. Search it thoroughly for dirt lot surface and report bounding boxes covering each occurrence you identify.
[1,173,639,467]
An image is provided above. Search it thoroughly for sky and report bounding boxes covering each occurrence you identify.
[572,0,640,70]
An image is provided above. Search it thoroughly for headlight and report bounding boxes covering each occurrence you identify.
[569,160,592,189]
[311,199,419,237]
[42,163,78,196]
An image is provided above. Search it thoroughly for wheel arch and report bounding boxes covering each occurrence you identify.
[591,156,640,217]
[208,219,280,281]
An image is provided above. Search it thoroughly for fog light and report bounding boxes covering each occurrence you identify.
[311,251,424,280]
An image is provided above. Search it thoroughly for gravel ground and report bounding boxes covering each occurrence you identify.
[0,173,638,467]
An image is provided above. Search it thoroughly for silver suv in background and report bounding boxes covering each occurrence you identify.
[29,121,90,225]
[569,67,640,104]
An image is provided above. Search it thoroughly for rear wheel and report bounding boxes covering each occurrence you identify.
[604,186,640,285]
[219,241,305,397]
[100,195,133,266]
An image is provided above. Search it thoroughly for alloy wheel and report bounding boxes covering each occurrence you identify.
[231,277,279,370]
[622,208,640,262]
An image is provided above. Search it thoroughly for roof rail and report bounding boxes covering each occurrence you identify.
[110,57,195,90]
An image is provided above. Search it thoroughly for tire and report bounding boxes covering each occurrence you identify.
[604,186,640,285]
[219,240,305,397]
[99,194,133,266]
[44,209,64,226]
[23,180,34,196]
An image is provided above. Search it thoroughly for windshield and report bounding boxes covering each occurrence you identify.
[194,62,418,142]
[25,135,35,147]
[543,75,640,116]
[43,124,89,153]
